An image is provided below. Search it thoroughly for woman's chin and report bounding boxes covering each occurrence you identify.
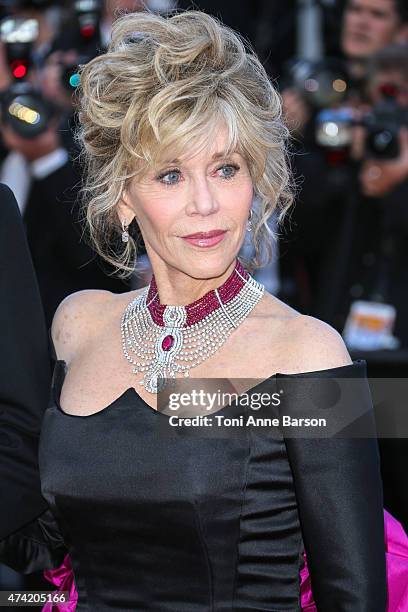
[175,252,237,279]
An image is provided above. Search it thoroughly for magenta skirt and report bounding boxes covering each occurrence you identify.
[42,508,408,612]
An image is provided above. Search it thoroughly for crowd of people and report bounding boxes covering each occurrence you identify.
[280,0,408,353]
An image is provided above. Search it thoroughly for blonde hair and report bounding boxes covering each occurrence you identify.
[76,8,295,278]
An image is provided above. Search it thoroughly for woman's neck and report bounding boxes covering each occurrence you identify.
[147,257,239,307]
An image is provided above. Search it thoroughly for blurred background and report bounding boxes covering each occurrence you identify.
[0,0,407,602]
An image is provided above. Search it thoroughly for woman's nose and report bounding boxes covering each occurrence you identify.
[187,178,219,216]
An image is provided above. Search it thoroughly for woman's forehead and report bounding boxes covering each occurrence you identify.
[154,127,239,166]
[158,146,241,167]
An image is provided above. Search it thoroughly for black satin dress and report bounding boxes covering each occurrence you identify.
[0,352,387,611]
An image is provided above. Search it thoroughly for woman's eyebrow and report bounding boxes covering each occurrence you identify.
[164,150,239,164]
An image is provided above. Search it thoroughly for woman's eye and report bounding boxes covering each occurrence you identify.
[158,169,181,186]
[219,164,239,179]
[157,163,240,187]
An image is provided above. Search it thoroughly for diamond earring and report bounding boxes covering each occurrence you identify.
[121,220,129,243]
[246,208,253,232]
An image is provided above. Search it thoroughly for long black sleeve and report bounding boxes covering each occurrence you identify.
[277,360,387,611]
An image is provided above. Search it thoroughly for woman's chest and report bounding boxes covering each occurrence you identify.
[38,402,290,507]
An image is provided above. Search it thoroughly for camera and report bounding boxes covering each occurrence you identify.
[315,106,355,150]
[283,57,350,110]
[0,15,37,78]
[315,83,408,159]
[0,16,55,137]
[56,0,103,93]
[74,0,102,45]
[0,80,56,138]
[362,85,408,159]
[283,57,358,159]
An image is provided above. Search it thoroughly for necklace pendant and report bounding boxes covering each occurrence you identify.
[142,363,168,393]
[161,334,174,351]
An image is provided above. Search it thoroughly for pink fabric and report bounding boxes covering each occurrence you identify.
[300,509,408,611]
[42,509,408,612]
[42,553,77,611]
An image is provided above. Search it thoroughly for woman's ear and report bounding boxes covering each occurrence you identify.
[117,190,136,226]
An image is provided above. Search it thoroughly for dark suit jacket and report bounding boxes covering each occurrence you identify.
[22,158,130,329]
[0,183,50,539]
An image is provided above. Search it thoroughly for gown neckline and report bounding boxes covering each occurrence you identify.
[50,357,366,420]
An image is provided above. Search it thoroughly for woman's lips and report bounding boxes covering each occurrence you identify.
[182,230,227,248]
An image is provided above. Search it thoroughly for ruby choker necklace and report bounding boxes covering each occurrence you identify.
[120,258,265,393]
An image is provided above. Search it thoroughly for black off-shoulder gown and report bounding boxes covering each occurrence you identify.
[0,351,387,611]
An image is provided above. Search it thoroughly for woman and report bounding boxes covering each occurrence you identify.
[1,9,406,611]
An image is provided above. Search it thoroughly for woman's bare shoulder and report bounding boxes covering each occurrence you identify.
[50,288,146,363]
[260,292,353,375]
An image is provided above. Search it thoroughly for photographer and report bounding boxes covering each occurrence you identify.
[278,0,408,313]
[282,0,408,138]
[0,5,130,328]
[359,45,408,198]
[282,43,408,348]
[336,43,408,350]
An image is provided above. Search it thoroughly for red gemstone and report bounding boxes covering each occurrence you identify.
[162,335,174,351]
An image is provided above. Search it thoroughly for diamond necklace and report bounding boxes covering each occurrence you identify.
[120,258,265,394]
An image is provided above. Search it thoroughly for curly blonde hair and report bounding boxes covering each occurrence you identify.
[75,8,295,279]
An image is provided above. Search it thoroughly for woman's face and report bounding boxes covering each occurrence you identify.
[120,123,254,279]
